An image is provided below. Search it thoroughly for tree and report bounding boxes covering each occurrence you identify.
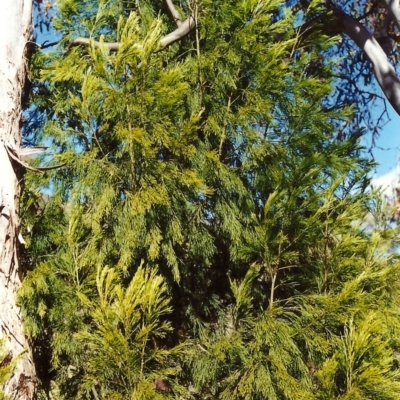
[0,0,36,398]
[19,0,400,399]
[302,0,400,117]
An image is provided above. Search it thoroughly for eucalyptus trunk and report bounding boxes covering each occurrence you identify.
[0,0,36,398]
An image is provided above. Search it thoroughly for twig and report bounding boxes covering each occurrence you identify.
[40,40,60,49]
[5,145,65,173]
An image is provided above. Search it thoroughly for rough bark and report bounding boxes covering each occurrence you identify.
[0,0,36,398]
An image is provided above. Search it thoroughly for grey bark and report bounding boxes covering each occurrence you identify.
[0,0,36,398]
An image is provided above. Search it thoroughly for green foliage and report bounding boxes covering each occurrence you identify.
[316,313,400,400]
[74,266,187,399]
[21,0,400,398]
[192,268,312,399]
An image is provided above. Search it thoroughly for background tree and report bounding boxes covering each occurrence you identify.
[287,0,400,134]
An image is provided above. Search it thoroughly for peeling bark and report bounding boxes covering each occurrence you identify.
[0,0,36,398]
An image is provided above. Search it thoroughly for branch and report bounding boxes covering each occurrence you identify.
[382,0,400,29]
[65,37,120,54]
[65,0,195,54]
[5,145,66,173]
[334,9,400,116]
[166,0,182,27]
[158,15,195,50]
[40,40,60,49]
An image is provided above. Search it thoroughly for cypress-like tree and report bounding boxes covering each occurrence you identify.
[20,0,400,399]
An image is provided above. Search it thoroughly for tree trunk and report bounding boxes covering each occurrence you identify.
[0,0,36,399]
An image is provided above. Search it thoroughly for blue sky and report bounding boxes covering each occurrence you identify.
[367,102,400,178]
[365,91,400,202]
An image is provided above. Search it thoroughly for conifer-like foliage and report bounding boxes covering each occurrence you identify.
[20,0,400,398]
[74,266,187,398]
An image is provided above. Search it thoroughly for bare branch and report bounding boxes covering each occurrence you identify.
[5,145,65,173]
[40,40,60,49]
[166,0,182,27]
[158,15,195,50]
[335,9,400,116]
[64,37,120,54]
[382,0,400,29]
